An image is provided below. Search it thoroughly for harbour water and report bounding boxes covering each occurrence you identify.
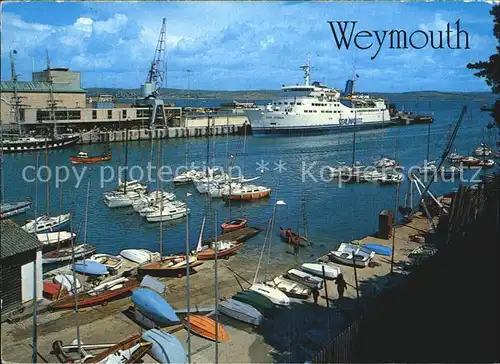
[2,100,496,269]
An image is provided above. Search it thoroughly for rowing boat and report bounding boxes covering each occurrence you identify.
[141,329,186,363]
[218,298,264,326]
[131,287,180,326]
[301,263,341,279]
[84,334,151,363]
[265,275,311,299]
[284,268,323,289]
[220,218,248,233]
[50,278,140,309]
[184,315,229,342]
[196,240,243,260]
[138,255,203,277]
[249,283,290,306]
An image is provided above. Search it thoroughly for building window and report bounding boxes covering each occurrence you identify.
[55,111,67,120]
[19,109,25,122]
[68,111,81,120]
[122,110,127,119]
[36,110,50,121]
[297,102,302,105]
[108,110,113,119]
[137,109,151,118]
[92,110,97,120]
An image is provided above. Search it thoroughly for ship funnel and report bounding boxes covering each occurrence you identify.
[344,79,354,97]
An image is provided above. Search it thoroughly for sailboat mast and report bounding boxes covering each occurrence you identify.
[31,153,40,363]
[70,216,82,359]
[10,50,23,137]
[242,122,247,178]
[214,209,219,363]
[185,198,192,363]
[351,130,356,166]
[83,179,90,244]
[123,128,129,194]
[158,139,163,257]
[46,50,58,138]
[45,140,50,216]
[426,122,431,162]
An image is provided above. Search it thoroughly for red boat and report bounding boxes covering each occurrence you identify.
[220,218,248,233]
[279,228,307,247]
[197,240,244,260]
[50,278,139,309]
[70,151,112,164]
[43,281,69,301]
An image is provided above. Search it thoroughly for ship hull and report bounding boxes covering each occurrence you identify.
[1,135,80,153]
[246,110,394,136]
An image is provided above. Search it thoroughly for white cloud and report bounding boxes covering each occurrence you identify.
[93,13,128,35]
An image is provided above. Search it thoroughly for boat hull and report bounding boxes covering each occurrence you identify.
[184,315,229,342]
[218,298,264,326]
[285,269,323,289]
[223,190,271,200]
[361,243,392,256]
[249,283,290,306]
[141,329,186,364]
[1,135,80,153]
[232,290,274,316]
[70,154,111,164]
[132,288,180,326]
[220,218,248,233]
[0,201,32,219]
[42,244,96,264]
[138,260,203,277]
[301,263,341,279]
[197,243,243,260]
[328,253,369,268]
[73,259,109,276]
[50,278,140,309]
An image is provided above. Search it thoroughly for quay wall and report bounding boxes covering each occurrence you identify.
[79,124,250,144]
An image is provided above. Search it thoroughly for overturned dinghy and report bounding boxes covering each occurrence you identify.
[219,298,264,326]
[119,249,158,264]
[249,283,290,306]
[301,263,341,280]
[131,287,180,326]
[141,328,186,363]
[285,268,323,289]
[265,275,311,299]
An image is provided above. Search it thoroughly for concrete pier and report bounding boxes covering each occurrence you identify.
[79,124,249,144]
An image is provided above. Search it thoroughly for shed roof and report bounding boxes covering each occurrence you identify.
[0,81,86,94]
[1,219,44,259]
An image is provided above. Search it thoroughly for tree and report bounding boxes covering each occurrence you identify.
[467,4,500,127]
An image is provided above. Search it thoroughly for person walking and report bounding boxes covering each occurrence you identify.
[333,273,347,300]
[312,287,320,304]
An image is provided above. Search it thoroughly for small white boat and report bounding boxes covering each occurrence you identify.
[42,244,96,264]
[328,242,375,268]
[301,263,341,279]
[103,191,143,208]
[378,172,403,184]
[53,274,81,293]
[145,204,190,222]
[138,200,186,217]
[208,182,242,198]
[36,231,76,252]
[249,283,290,306]
[89,254,125,272]
[360,170,383,182]
[132,191,175,212]
[284,268,324,289]
[438,165,462,176]
[218,298,264,326]
[374,157,397,169]
[173,170,205,185]
[119,249,157,264]
[265,275,311,299]
[115,180,147,192]
[22,213,71,233]
[222,184,271,201]
[474,143,492,156]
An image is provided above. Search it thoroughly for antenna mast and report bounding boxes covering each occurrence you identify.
[300,58,311,86]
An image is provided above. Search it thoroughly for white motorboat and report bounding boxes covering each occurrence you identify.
[22,213,72,233]
[284,268,324,289]
[378,172,403,184]
[328,242,375,268]
[132,191,175,212]
[208,182,242,198]
[249,283,290,306]
[301,263,341,279]
[37,231,76,252]
[119,249,158,264]
[145,204,190,222]
[103,191,143,208]
[116,180,147,192]
[438,165,462,176]
[222,184,271,200]
[449,152,465,163]
[218,298,264,326]
[374,157,398,169]
[360,170,384,182]
[138,200,186,217]
[89,254,125,272]
[329,163,364,178]
[173,170,205,185]
[474,143,492,157]
[265,275,311,299]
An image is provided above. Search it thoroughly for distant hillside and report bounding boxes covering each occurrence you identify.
[85,88,495,103]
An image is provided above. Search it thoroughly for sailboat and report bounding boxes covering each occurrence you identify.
[103,129,145,208]
[22,213,72,233]
[0,201,32,219]
[418,123,437,176]
[329,129,365,182]
[1,51,83,154]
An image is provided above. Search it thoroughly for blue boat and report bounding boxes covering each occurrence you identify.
[132,288,180,326]
[72,259,109,276]
[141,328,186,363]
[361,243,392,256]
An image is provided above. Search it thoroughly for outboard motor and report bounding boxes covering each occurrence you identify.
[343,79,354,97]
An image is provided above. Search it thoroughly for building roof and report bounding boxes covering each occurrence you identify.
[0,81,86,94]
[1,219,44,259]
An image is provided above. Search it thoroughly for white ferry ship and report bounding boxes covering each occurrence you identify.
[246,61,394,136]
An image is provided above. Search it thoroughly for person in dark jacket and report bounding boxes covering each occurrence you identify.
[333,273,347,299]
[312,287,320,304]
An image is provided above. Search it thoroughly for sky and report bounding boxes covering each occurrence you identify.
[0,1,497,92]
